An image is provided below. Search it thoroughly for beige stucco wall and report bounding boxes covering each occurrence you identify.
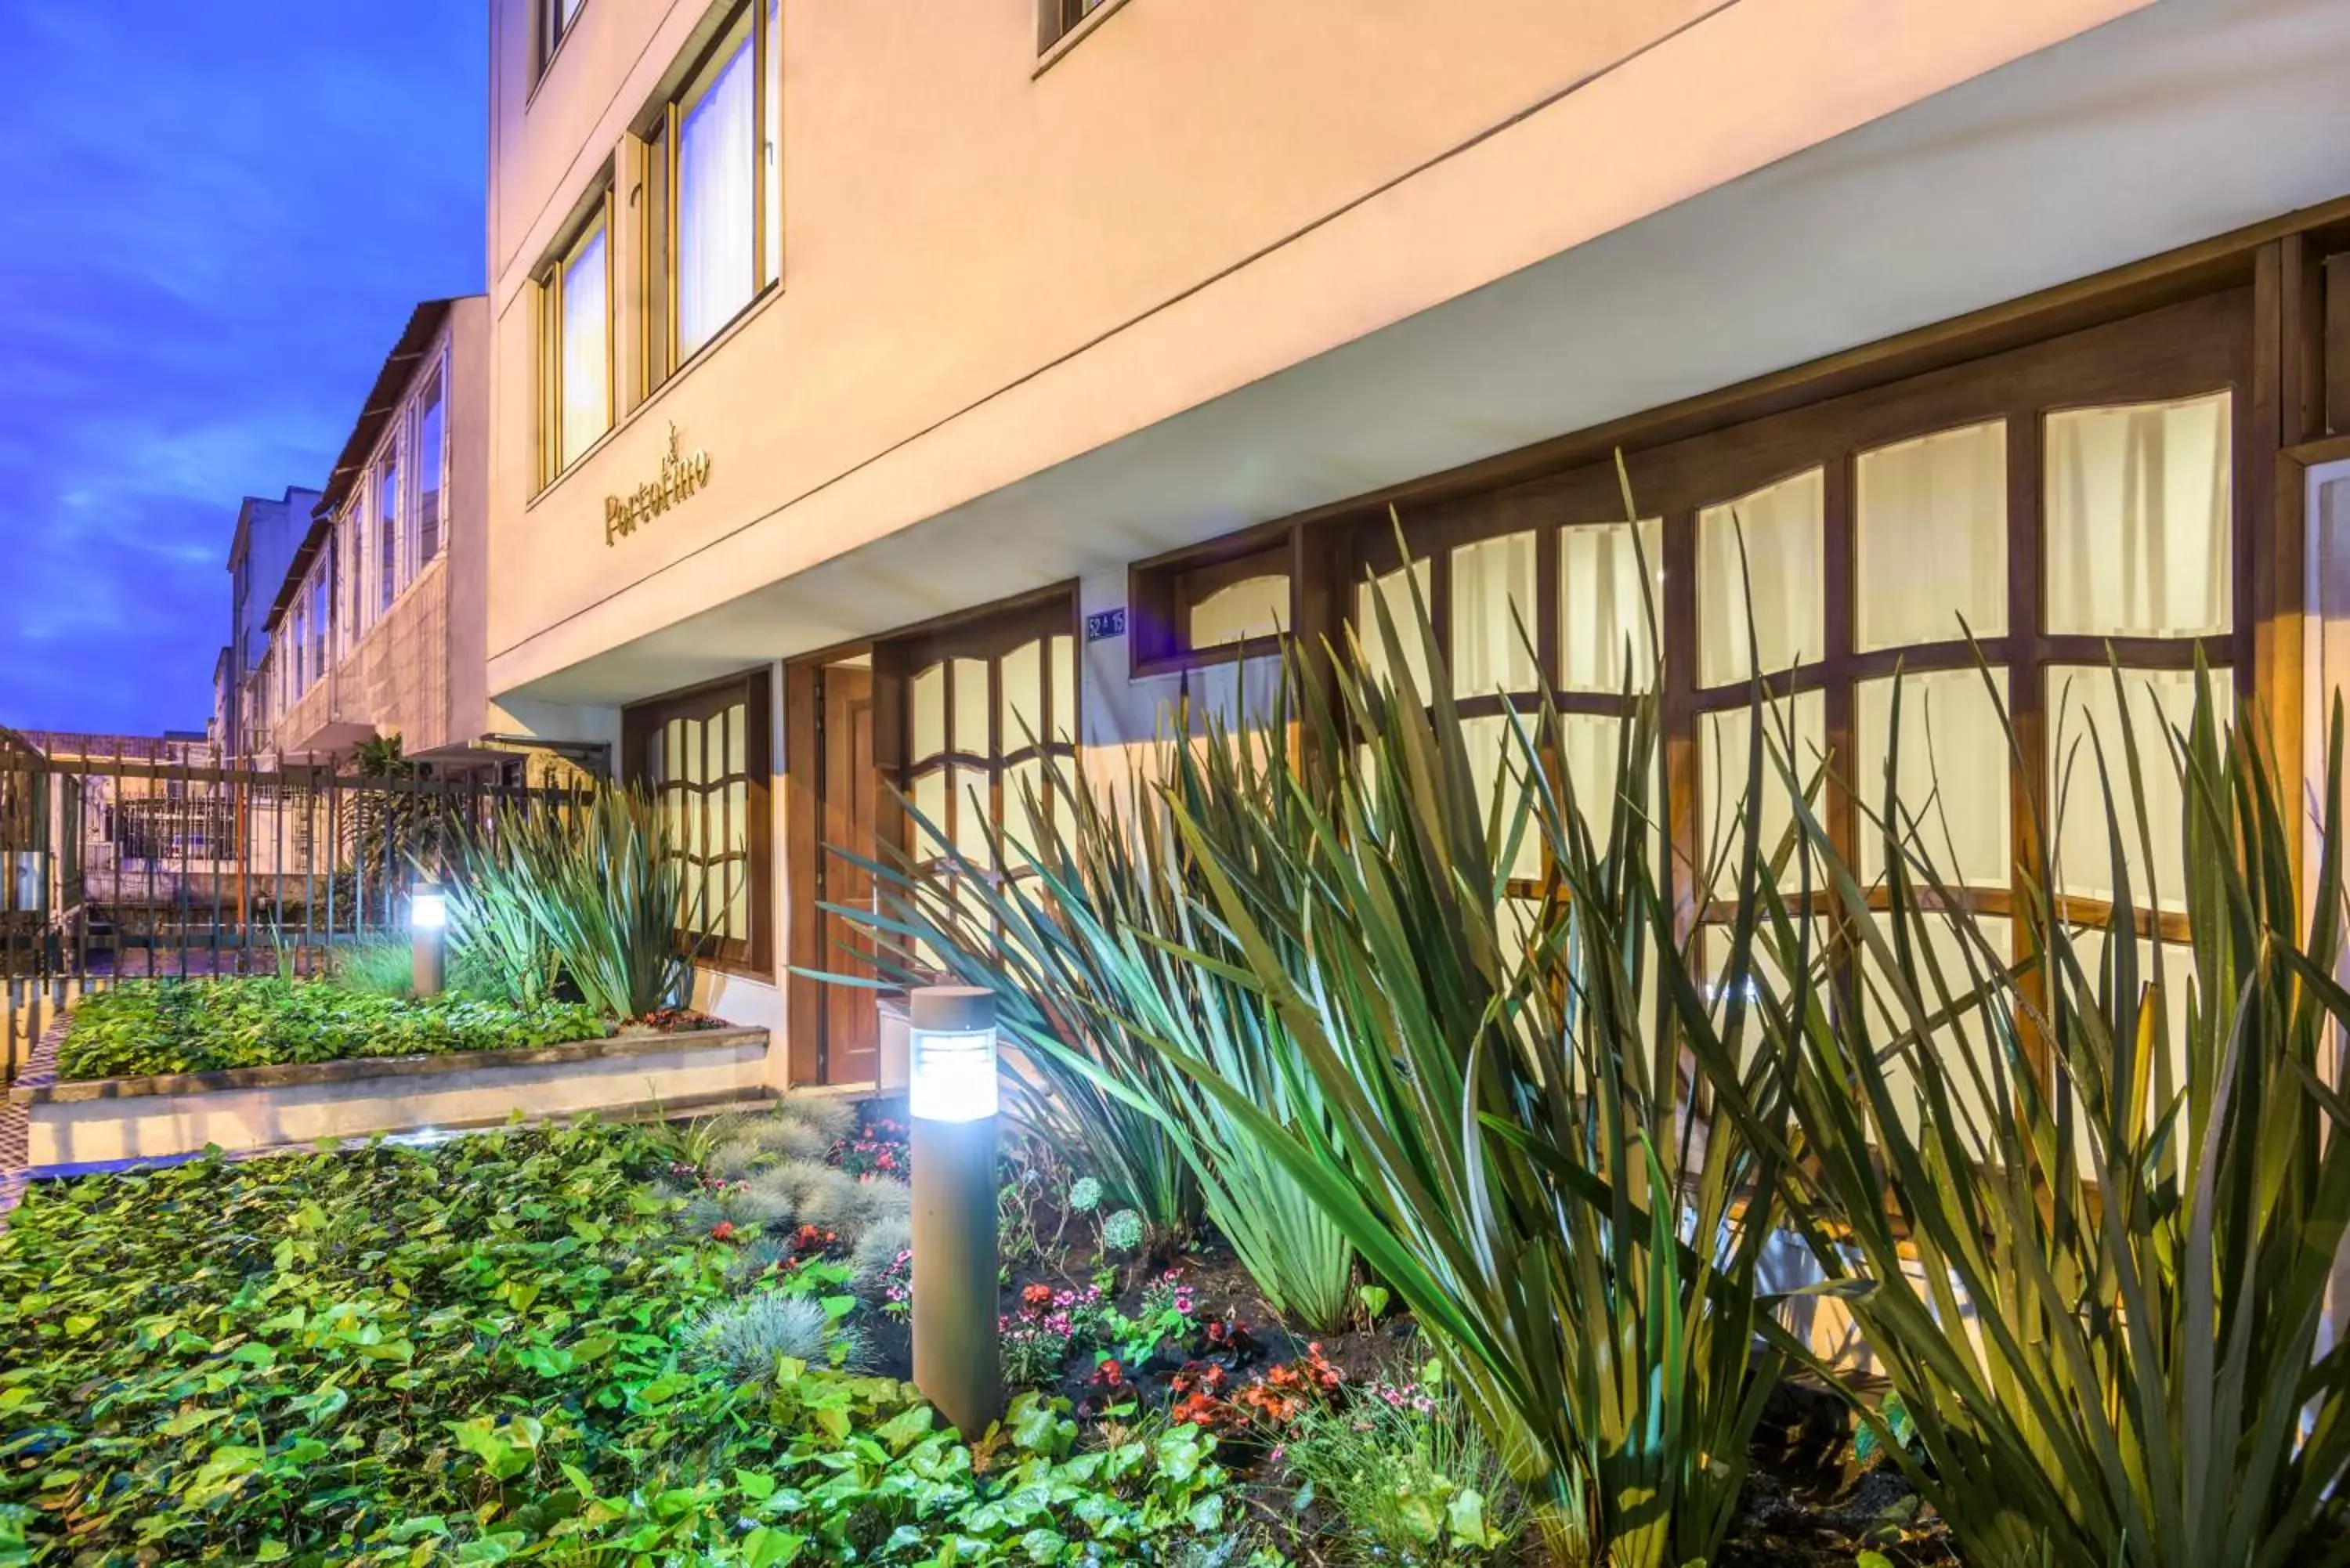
[485,0,2149,703]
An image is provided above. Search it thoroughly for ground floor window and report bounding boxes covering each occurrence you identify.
[623,670,773,973]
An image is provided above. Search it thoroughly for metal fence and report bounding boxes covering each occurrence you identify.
[0,737,569,1084]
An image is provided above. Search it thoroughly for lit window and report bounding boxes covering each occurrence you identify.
[377,457,401,613]
[415,367,445,566]
[2044,392,2231,638]
[1856,421,2007,652]
[1698,468,1825,688]
[540,204,616,484]
[644,3,779,387]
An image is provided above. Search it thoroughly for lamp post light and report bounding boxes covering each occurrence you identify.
[909,985,1001,1438]
[410,881,447,999]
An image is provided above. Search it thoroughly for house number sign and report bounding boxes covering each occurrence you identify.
[604,423,712,547]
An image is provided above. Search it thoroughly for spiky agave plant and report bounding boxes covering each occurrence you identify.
[1145,556,1799,1566]
[494,785,703,1021]
[819,695,1360,1325]
[443,796,566,1007]
[1712,657,2350,1568]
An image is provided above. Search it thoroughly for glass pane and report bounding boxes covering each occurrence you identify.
[1860,913,2014,1148]
[1856,421,2008,651]
[1460,714,1542,882]
[910,663,945,763]
[725,701,747,775]
[910,768,949,854]
[676,28,756,358]
[662,718,682,782]
[1050,635,1076,744]
[950,659,989,755]
[1003,756,1047,862]
[1559,712,1628,847]
[950,765,992,863]
[2048,664,2233,915]
[1698,468,1825,687]
[1700,689,1828,902]
[416,370,446,563]
[1561,518,1662,694]
[559,219,609,465]
[724,777,748,854]
[762,0,783,288]
[1000,639,1043,750]
[2045,392,2232,637]
[1355,558,1433,699]
[1451,532,1539,698]
[1855,668,2010,887]
[1190,575,1290,649]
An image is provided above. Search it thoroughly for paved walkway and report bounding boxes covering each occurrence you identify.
[0,1013,61,1223]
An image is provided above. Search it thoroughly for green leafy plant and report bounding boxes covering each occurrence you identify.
[441,798,567,1006]
[1138,529,1793,1567]
[1700,660,2350,1568]
[820,692,1360,1330]
[56,976,606,1079]
[0,1121,1253,1563]
[477,783,707,1021]
[1282,1361,1524,1564]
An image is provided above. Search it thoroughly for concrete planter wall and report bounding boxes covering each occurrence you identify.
[12,1025,773,1168]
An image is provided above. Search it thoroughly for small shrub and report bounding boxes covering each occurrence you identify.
[733,1158,857,1230]
[329,938,414,999]
[1101,1208,1144,1255]
[687,1292,868,1379]
[852,1214,913,1284]
[1282,1364,1524,1563]
[1068,1175,1104,1214]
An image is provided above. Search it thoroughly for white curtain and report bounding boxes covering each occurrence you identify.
[2048,664,2232,914]
[1450,532,1538,697]
[1190,575,1289,649]
[2046,392,2230,638]
[1560,518,1661,694]
[1356,558,1433,699]
[1698,468,1824,687]
[558,223,608,465]
[1856,421,2007,652]
[1855,669,2008,887]
[678,34,756,359]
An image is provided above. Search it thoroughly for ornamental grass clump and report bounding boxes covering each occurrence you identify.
[1697,659,2350,1568]
[1145,547,1795,1568]
[824,686,1359,1331]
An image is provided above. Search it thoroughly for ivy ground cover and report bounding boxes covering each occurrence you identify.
[0,1122,1249,1564]
[54,978,607,1081]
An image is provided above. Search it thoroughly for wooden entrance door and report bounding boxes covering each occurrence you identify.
[818,666,877,1086]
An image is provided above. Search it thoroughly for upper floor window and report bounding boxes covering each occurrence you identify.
[539,195,613,485]
[538,0,586,75]
[376,456,403,615]
[1040,0,1115,53]
[415,367,446,567]
[642,2,779,389]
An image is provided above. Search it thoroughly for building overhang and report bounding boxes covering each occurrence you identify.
[491,0,2350,706]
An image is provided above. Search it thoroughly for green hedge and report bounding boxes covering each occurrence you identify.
[54,978,609,1082]
[0,1122,1249,1563]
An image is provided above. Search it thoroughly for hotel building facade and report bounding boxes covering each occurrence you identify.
[484,0,2350,1086]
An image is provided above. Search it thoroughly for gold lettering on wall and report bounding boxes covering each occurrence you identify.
[604,423,712,547]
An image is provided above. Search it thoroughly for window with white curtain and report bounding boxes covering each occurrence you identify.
[1561,518,1662,694]
[627,673,772,970]
[541,201,611,482]
[415,367,445,567]
[2045,392,2231,638]
[645,2,779,388]
[1697,468,1824,688]
[1856,421,2008,652]
[375,456,401,615]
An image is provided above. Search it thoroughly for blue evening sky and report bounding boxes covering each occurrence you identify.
[0,2,485,736]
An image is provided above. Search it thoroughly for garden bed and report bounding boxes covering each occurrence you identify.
[13,986,774,1165]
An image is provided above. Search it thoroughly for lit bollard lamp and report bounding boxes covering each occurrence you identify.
[908,985,1002,1438]
[410,880,447,999]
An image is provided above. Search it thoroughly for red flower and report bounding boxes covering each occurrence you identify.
[1021,1283,1055,1312]
[1091,1358,1126,1388]
[710,1221,737,1243]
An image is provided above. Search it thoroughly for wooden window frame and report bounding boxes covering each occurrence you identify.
[638,2,776,399]
[534,188,616,493]
[622,668,776,977]
[1329,288,2254,969]
[1038,0,1127,57]
[1127,529,1295,677]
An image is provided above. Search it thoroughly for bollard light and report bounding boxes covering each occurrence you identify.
[909,985,1001,1440]
[410,880,446,999]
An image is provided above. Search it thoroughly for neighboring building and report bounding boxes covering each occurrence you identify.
[251,298,506,772]
[222,486,320,757]
[208,646,232,750]
[483,0,2350,1080]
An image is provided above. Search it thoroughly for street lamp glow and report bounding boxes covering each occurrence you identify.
[909,1025,997,1122]
[410,880,447,998]
[410,886,448,930]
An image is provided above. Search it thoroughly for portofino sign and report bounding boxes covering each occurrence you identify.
[605,424,711,546]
